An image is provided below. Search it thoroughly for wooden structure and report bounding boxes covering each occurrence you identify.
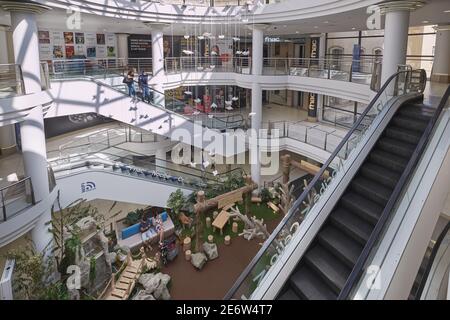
[106,255,144,300]
[281,154,329,183]
[212,210,230,235]
[193,175,258,251]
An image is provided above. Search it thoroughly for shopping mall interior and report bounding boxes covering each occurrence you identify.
[0,0,449,301]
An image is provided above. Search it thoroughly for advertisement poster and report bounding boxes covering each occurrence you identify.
[53,46,64,58]
[75,44,85,56]
[38,31,50,44]
[75,32,85,44]
[52,31,64,45]
[96,46,106,58]
[106,33,116,46]
[128,34,152,58]
[308,92,318,119]
[107,46,115,57]
[85,32,96,46]
[64,32,74,44]
[87,47,96,58]
[352,44,361,72]
[65,46,75,58]
[309,37,320,66]
[39,44,52,60]
[215,38,233,67]
[96,33,105,45]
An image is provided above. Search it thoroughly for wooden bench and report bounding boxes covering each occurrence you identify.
[212,210,230,235]
[251,197,262,203]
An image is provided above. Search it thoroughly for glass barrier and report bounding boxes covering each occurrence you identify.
[0,177,35,223]
[224,69,425,300]
[0,63,24,97]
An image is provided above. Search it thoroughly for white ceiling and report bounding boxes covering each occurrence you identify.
[0,0,448,36]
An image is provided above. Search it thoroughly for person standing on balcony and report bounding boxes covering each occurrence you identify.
[138,70,150,103]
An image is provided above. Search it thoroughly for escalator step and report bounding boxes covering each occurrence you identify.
[377,137,417,158]
[341,192,383,225]
[391,115,429,133]
[278,288,301,300]
[330,209,373,245]
[385,126,422,145]
[318,226,362,268]
[370,149,409,173]
[351,176,392,206]
[397,105,434,121]
[360,162,400,189]
[290,264,337,300]
[304,244,351,295]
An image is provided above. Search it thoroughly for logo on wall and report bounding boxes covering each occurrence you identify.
[81,181,96,193]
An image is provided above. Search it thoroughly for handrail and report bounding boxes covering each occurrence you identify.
[413,221,450,300]
[0,176,35,223]
[224,69,422,300]
[338,84,450,299]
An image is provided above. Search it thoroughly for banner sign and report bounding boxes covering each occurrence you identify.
[309,37,320,67]
[128,34,152,58]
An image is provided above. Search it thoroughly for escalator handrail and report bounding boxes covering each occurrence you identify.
[224,69,420,300]
[338,84,450,299]
[414,221,450,299]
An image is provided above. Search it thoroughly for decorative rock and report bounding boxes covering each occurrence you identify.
[185,249,192,261]
[202,242,219,260]
[108,252,117,264]
[132,290,156,300]
[206,217,211,228]
[224,235,231,245]
[183,237,191,251]
[138,272,171,300]
[207,235,214,243]
[232,222,238,233]
[191,252,208,270]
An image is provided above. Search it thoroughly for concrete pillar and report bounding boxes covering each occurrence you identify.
[115,33,129,66]
[379,1,424,85]
[2,1,52,254]
[10,10,43,93]
[149,24,169,107]
[21,106,51,252]
[251,24,268,76]
[431,25,450,83]
[0,24,10,64]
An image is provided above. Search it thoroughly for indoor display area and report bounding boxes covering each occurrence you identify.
[0,0,449,305]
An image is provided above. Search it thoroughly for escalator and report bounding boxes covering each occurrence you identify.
[224,69,446,300]
[277,96,435,300]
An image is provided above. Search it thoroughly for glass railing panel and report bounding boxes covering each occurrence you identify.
[0,178,35,222]
[0,63,24,97]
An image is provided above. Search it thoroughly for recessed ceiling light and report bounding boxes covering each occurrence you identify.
[295,31,300,34]
[283,25,287,28]
[323,21,329,24]
[444,10,450,13]
[314,26,318,28]
[351,27,356,30]
[422,20,430,23]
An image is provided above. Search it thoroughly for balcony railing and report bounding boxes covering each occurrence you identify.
[0,63,24,98]
[165,57,251,74]
[0,177,35,223]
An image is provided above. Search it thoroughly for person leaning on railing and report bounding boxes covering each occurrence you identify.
[123,69,136,99]
[138,70,152,103]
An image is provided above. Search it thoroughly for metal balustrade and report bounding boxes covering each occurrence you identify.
[0,63,24,98]
[0,177,35,223]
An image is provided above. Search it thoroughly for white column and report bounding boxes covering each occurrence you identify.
[251,25,266,76]
[0,24,16,154]
[21,106,51,252]
[3,3,52,253]
[431,25,450,83]
[115,33,129,62]
[10,10,42,93]
[151,26,166,107]
[380,1,423,85]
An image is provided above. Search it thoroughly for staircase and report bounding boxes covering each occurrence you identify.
[277,98,435,300]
